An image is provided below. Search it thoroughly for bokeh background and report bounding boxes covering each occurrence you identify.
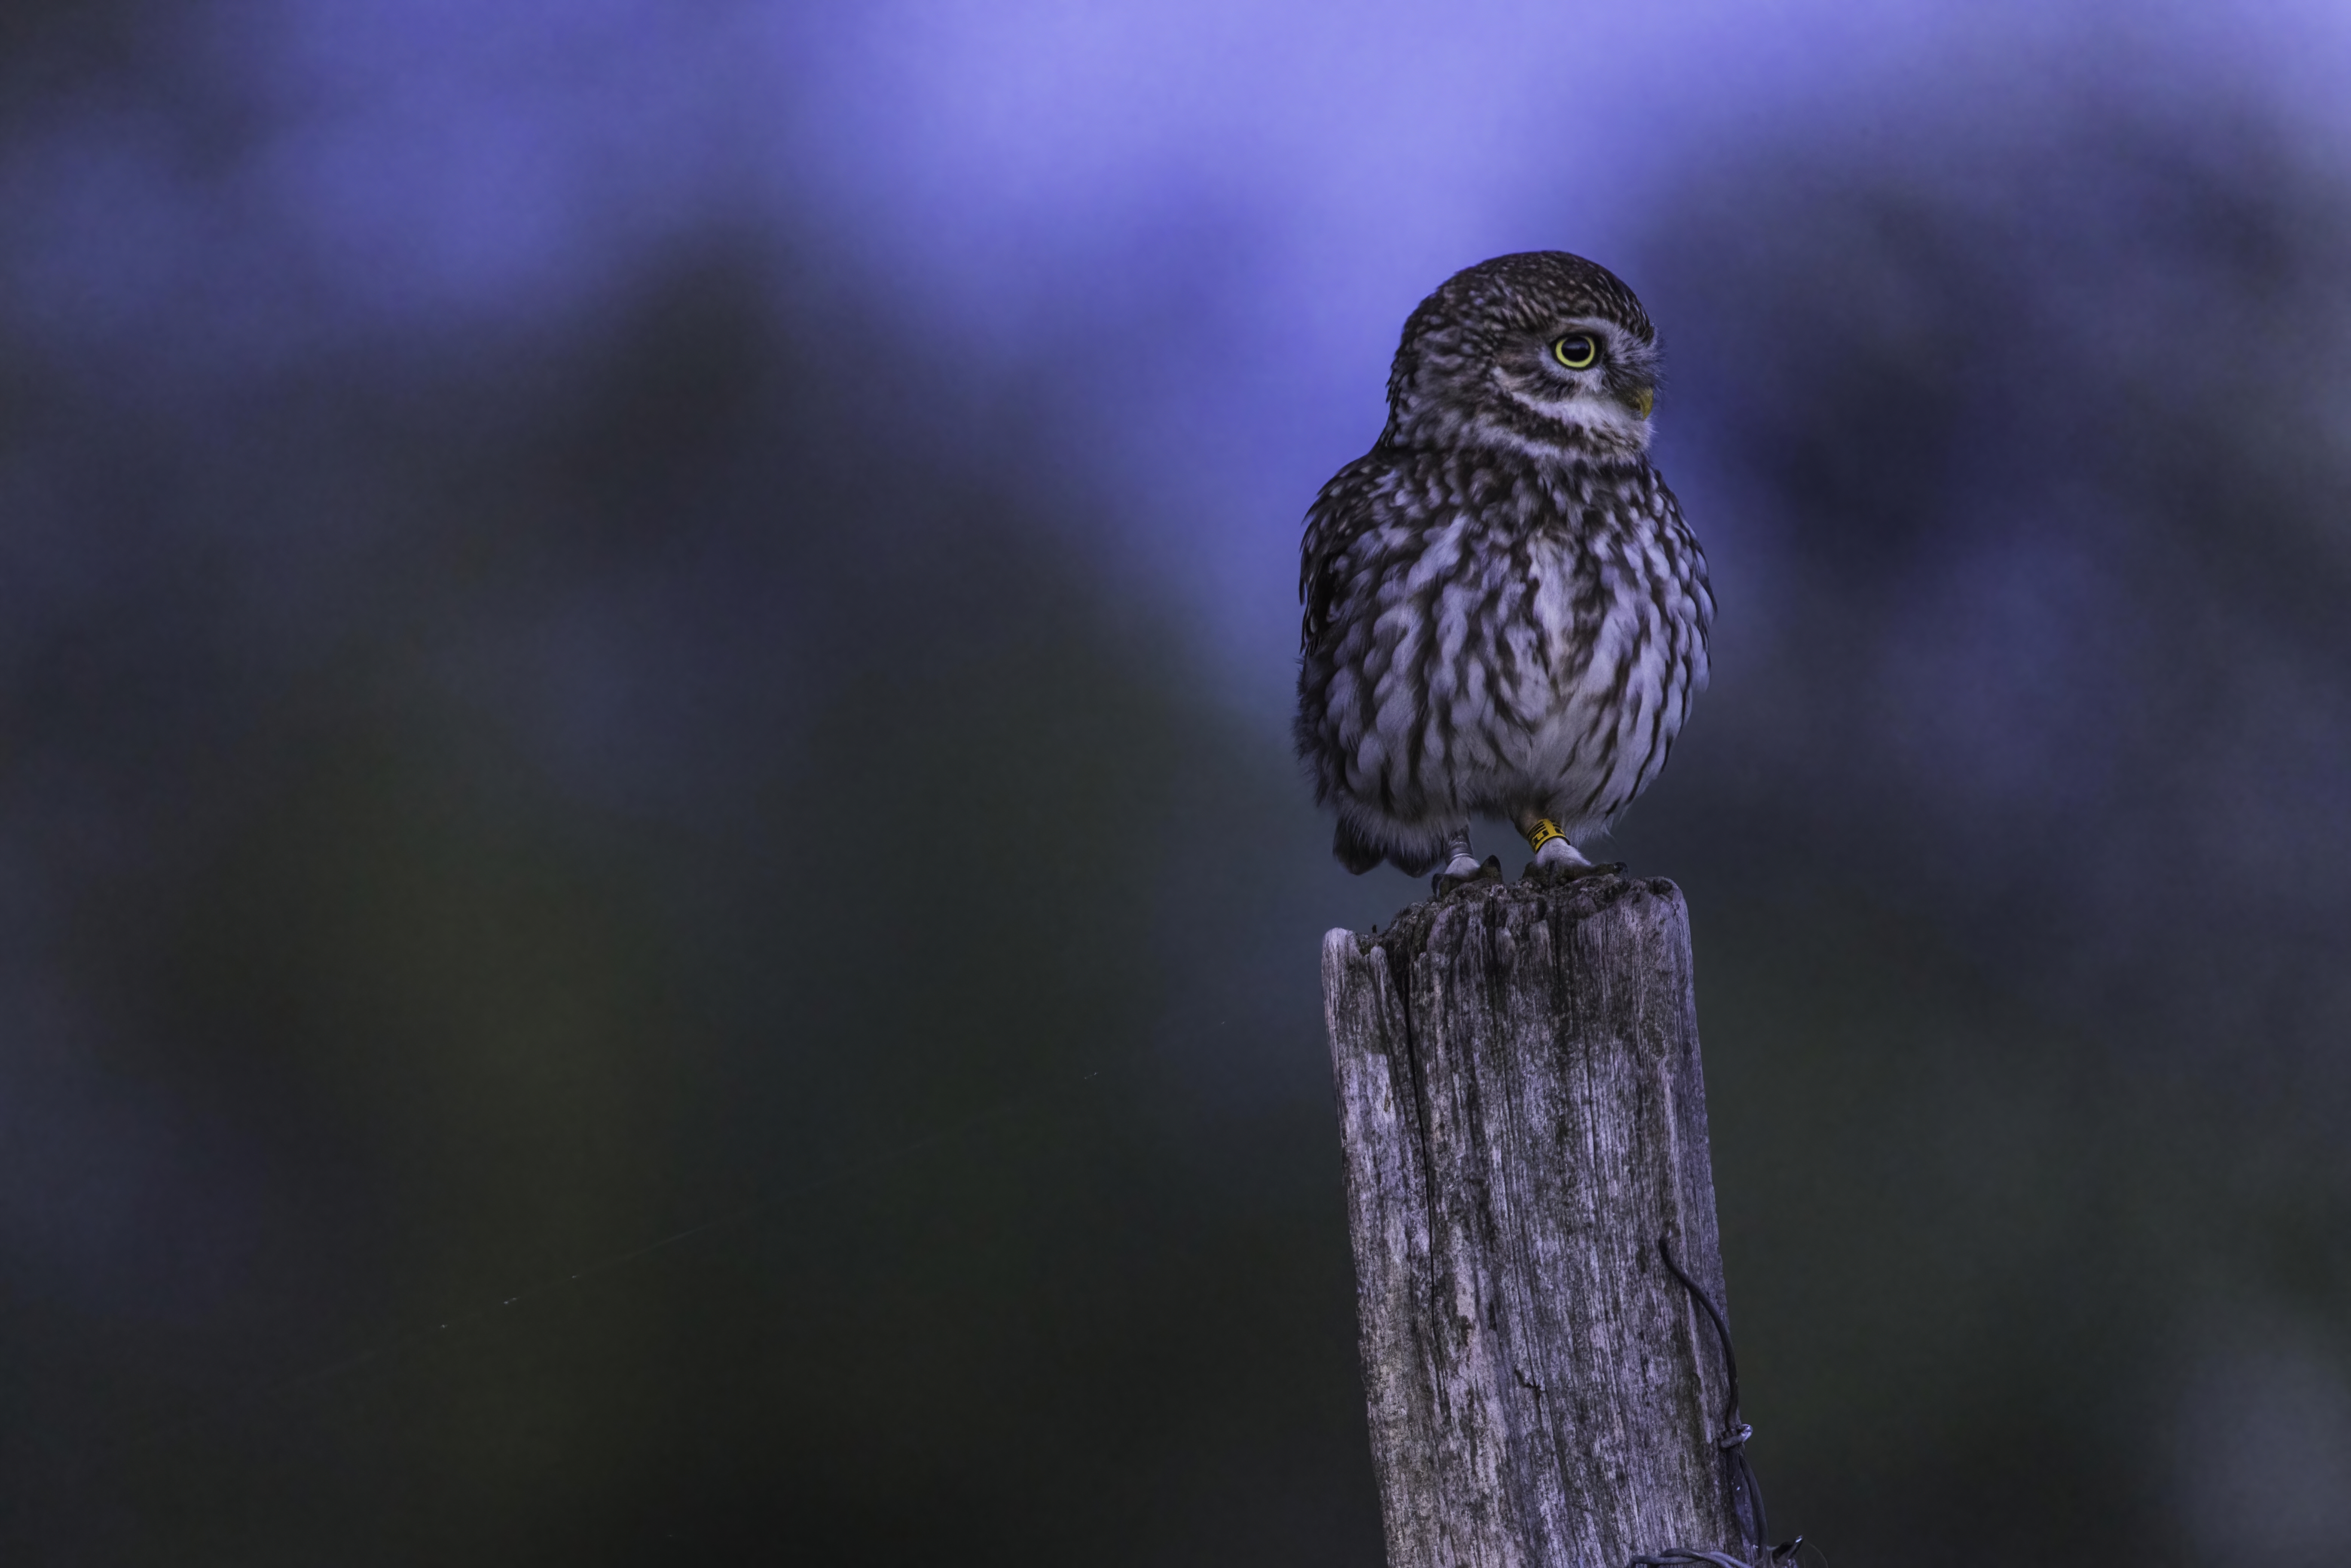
[4,2,2348,1562]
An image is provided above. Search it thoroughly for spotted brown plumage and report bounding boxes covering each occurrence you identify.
[1295,252,1712,886]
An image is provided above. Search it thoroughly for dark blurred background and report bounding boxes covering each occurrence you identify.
[3,3,2347,1563]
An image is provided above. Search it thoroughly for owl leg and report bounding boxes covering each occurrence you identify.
[1431,825,1500,897]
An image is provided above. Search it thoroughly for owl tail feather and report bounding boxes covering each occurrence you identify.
[1333,818,1445,877]
[1331,819,1385,876]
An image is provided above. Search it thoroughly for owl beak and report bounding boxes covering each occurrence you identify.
[1622,387,1655,420]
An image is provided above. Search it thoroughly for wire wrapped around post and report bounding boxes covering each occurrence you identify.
[1650,1237,1802,1568]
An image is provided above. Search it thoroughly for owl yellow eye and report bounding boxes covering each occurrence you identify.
[1552,334,1598,370]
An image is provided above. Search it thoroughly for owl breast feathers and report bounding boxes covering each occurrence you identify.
[1295,251,1714,878]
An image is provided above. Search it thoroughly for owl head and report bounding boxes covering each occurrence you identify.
[1380,251,1660,462]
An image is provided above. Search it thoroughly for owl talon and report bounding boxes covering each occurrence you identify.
[1522,835,1619,883]
[1525,857,1625,885]
[1433,854,1503,898]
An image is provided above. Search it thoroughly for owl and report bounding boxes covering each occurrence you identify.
[1295,252,1712,892]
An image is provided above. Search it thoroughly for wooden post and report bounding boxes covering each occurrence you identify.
[1322,872,1752,1568]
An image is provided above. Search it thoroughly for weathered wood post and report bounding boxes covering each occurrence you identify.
[1322,870,1757,1568]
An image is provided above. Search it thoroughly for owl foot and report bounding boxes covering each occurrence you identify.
[1525,858,1624,885]
[1522,835,1622,884]
[1433,854,1504,898]
[1431,826,1493,896]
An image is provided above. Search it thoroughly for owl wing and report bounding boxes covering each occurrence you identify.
[1651,473,1716,693]
[1298,450,1396,654]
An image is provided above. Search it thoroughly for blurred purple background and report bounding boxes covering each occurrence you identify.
[4,2,2349,1562]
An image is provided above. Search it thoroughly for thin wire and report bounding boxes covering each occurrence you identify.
[1646,1235,1804,1568]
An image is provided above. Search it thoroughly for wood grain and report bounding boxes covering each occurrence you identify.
[1323,872,1743,1567]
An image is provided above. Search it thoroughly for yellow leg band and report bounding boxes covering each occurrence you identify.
[1524,818,1566,853]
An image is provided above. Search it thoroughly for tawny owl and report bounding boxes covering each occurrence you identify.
[1295,252,1712,892]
